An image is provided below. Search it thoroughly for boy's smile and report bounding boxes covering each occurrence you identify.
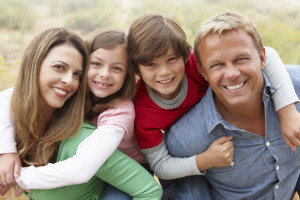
[138,50,185,100]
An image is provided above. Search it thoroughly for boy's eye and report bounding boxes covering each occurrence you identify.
[167,57,176,62]
[145,62,155,67]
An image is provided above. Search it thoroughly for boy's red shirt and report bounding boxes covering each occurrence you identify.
[134,52,209,149]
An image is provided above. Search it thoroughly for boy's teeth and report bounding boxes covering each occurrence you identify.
[226,82,244,90]
[160,78,172,84]
[52,87,67,95]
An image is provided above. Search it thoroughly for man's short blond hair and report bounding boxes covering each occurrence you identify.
[194,11,264,65]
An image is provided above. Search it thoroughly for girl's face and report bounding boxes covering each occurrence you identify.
[38,44,84,113]
[87,45,128,98]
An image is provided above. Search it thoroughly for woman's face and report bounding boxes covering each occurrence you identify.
[38,43,84,113]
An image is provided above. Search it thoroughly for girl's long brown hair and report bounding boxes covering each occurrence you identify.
[84,28,136,121]
[11,28,89,166]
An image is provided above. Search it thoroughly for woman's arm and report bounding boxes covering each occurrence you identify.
[96,149,162,200]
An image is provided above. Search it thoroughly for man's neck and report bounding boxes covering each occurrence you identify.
[215,98,266,137]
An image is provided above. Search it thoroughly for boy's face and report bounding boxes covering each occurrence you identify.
[197,29,266,110]
[138,49,185,100]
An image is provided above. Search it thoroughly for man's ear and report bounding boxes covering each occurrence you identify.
[197,63,208,81]
[260,48,266,70]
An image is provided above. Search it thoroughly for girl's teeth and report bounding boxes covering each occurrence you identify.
[226,82,244,90]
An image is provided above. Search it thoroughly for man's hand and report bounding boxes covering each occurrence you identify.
[0,153,21,186]
[196,136,234,171]
[278,104,300,151]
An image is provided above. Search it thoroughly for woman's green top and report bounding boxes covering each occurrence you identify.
[26,122,162,200]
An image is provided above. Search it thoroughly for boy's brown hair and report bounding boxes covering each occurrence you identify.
[128,14,191,74]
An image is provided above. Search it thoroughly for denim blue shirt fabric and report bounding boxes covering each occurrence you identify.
[165,65,300,200]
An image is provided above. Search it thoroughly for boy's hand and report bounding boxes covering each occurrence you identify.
[0,153,21,186]
[196,136,234,171]
[278,104,300,151]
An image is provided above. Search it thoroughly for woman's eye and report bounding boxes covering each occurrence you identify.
[74,72,82,79]
[55,65,64,70]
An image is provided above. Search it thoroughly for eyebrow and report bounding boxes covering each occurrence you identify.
[91,56,127,66]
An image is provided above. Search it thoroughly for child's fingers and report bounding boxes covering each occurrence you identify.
[14,159,21,178]
[214,136,233,145]
[15,187,25,197]
[282,135,296,152]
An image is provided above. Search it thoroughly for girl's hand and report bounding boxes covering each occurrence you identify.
[196,136,234,170]
[278,104,300,151]
[0,153,21,186]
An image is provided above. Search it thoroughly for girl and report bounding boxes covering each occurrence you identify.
[0,28,162,199]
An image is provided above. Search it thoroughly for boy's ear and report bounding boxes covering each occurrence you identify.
[197,63,208,81]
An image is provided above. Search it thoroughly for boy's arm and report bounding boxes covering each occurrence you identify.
[142,140,201,180]
[16,125,125,189]
[96,149,162,200]
[144,136,234,180]
[264,47,300,150]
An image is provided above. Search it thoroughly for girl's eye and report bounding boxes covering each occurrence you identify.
[91,62,101,67]
[113,66,122,71]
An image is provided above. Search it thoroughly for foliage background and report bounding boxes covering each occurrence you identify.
[0,0,300,199]
[1,0,300,92]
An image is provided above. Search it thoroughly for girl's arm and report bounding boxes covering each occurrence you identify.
[0,88,21,188]
[16,100,134,189]
[16,124,124,189]
[263,47,300,150]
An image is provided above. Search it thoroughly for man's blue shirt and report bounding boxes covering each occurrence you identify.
[166,65,300,200]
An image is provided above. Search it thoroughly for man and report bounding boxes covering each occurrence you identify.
[165,11,300,199]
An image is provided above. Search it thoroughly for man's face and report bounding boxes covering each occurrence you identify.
[197,29,266,110]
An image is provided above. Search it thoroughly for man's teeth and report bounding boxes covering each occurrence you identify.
[160,78,172,84]
[226,82,244,90]
[52,87,67,95]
